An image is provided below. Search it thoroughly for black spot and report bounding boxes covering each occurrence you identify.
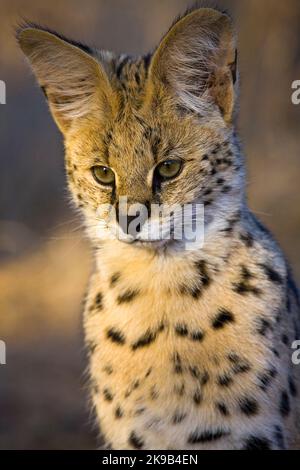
[115,406,123,419]
[227,352,240,363]
[132,330,156,350]
[180,283,202,299]
[103,365,113,375]
[172,412,186,424]
[233,282,261,296]
[271,348,280,358]
[128,431,144,449]
[279,391,290,417]
[219,212,240,235]
[193,389,202,405]
[218,374,233,387]
[198,260,211,287]
[173,352,183,374]
[257,374,270,392]
[273,425,285,449]
[288,376,297,397]
[228,353,251,373]
[195,259,211,288]
[216,402,229,416]
[212,144,221,154]
[243,435,271,450]
[239,232,254,247]
[190,330,205,342]
[222,185,232,194]
[145,367,152,378]
[189,366,201,379]
[257,368,277,391]
[201,371,210,385]
[286,294,291,313]
[103,388,113,402]
[241,265,253,280]
[239,397,259,416]
[132,324,164,350]
[212,309,235,329]
[125,379,140,397]
[287,270,300,307]
[110,272,121,287]
[257,318,272,336]
[107,328,125,345]
[293,315,300,340]
[188,428,230,444]
[175,323,189,337]
[135,407,146,416]
[117,289,139,304]
[281,334,289,346]
[203,188,212,196]
[95,292,103,309]
[232,361,251,375]
[260,264,283,284]
[269,368,277,378]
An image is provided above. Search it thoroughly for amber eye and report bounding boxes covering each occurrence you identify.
[92,165,115,186]
[155,159,182,180]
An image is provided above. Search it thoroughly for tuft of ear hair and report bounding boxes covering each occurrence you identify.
[17,25,112,133]
[149,7,238,123]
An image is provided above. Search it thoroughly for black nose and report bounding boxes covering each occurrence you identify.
[118,214,141,236]
[116,201,150,237]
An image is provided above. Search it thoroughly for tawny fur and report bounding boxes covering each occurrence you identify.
[18,6,300,450]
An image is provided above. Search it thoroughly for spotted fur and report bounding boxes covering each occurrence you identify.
[18,5,300,450]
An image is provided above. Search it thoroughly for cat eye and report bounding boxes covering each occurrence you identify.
[155,159,183,180]
[92,165,115,186]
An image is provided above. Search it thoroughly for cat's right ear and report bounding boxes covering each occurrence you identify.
[17,26,113,133]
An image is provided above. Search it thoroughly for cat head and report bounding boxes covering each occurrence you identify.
[18,7,242,251]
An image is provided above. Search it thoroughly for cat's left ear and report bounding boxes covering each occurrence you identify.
[149,8,238,124]
[17,26,113,133]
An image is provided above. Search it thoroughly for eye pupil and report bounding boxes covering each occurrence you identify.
[92,165,115,186]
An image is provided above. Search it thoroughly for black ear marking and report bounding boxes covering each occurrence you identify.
[40,85,48,98]
[16,20,94,55]
[230,49,238,84]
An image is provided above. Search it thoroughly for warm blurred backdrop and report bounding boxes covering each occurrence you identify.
[0,0,299,449]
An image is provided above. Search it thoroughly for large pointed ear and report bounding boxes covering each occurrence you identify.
[150,8,238,123]
[17,26,113,133]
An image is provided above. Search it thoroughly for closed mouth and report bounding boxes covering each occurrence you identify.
[120,237,172,249]
[135,238,180,251]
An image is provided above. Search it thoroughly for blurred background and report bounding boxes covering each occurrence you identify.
[0,0,300,449]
